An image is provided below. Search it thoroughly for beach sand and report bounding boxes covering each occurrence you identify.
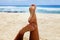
[0,13,60,40]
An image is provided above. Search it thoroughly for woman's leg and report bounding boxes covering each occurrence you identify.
[14,24,35,40]
[29,25,39,40]
[29,4,39,40]
[14,32,24,40]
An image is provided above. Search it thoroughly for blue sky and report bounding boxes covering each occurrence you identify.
[0,0,60,5]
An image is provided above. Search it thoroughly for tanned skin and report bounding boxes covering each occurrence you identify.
[14,4,39,40]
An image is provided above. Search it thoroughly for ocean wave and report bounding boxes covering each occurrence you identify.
[0,6,29,13]
[0,6,60,13]
[37,7,60,13]
[37,9,60,13]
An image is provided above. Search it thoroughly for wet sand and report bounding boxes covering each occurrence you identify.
[0,13,60,40]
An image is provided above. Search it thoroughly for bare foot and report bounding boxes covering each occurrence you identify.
[29,4,36,14]
[29,4,37,25]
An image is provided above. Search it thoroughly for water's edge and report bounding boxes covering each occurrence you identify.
[0,5,60,13]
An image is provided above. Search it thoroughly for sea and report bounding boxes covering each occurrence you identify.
[0,5,60,14]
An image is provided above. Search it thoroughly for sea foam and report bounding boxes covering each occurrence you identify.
[0,6,60,13]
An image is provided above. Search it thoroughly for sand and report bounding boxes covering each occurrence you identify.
[0,13,60,40]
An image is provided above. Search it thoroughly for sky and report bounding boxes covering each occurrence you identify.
[0,0,60,5]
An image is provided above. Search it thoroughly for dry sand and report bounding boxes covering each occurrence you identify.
[0,13,60,40]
